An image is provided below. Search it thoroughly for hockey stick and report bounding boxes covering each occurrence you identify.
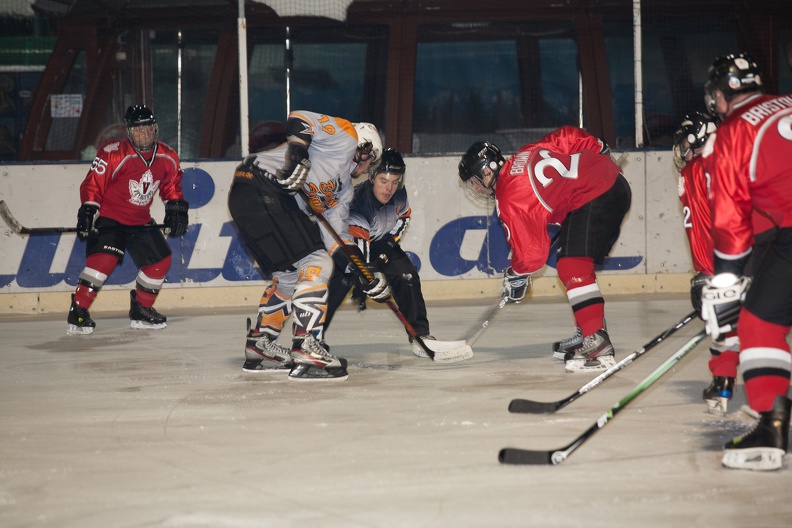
[499,329,707,465]
[466,294,508,346]
[0,200,166,235]
[508,310,698,414]
[297,189,472,363]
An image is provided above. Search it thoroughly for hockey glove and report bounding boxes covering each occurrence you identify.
[76,203,99,239]
[503,266,531,303]
[700,273,751,340]
[276,143,311,194]
[357,269,391,304]
[689,272,710,319]
[164,200,190,237]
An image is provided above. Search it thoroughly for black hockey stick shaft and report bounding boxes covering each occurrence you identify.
[297,189,437,360]
[508,310,698,414]
[0,200,166,235]
[499,330,707,465]
[466,294,508,346]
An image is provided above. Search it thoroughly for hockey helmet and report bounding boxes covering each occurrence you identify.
[354,122,383,171]
[372,148,406,187]
[672,111,718,171]
[458,141,505,199]
[704,52,763,115]
[124,104,158,151]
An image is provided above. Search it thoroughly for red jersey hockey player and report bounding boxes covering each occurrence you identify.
[674,111,740,415]
[67,105,188,335]
[700,52,791,471]
[458,126,631,373]
[674,111,778,417]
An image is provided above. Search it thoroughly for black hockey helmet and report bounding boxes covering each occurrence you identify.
[371,148,406,186]
[458,141,504,199]
[704,52,763,114]
[124,104,158,151]
[672,111,718,171]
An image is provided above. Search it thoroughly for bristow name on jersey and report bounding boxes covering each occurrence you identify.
[741,95,792,126]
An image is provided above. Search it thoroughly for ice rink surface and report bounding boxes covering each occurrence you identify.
[1,292,790,527]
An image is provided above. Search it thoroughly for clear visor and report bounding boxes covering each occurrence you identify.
[704,93,717,116]
[672,142,690,172]
[463,175,495,201]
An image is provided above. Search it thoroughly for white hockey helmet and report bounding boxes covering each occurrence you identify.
[354,122,383,171]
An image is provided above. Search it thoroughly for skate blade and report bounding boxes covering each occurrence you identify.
[242,360,292,373]
[705,398,728,416]
[564,355,616,373]
[130,320,167,330]
[420,339,474,363]
[722,447,784,471]
[67,324,94,336]
[287,364,349,382]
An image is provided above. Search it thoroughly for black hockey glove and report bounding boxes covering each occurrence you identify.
[503,266,531,303]
[275,143,311,194]
[689,272,710,319]
[76,203,99,239]
[357,268,391,304]
[164,200,189,237]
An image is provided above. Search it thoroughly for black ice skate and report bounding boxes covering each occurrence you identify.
[564,329,615,373]
[67,294,96,335]
[722,395,790,471]
[129,290,167,330]
[288,334,348,381]
[702,376,734,416]
[243,317,292,373]
[552,327,583,360]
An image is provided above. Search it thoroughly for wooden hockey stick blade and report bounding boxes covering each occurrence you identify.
[0,200,24,234]
[424,339,474,363]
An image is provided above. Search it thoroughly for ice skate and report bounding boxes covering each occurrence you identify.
[564,329,615,373]
[129,290,167,329]
[410,334,436,358]
[288,334,348,381]
[243,318,292,372]
[552,327,583,360]
[702,376,734,416]
[67,294,95,335]
[722,395,790,471]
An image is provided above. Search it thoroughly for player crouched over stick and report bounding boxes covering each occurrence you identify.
[458,127,631,373]
[228,110,386,381]
[324,148,443,358]
[67,104,189,335]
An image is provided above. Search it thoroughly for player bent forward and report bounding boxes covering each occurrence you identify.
[458,126,631,373]
[228,110,386,381]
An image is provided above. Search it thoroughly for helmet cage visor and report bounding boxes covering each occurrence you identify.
[127,123,158,151]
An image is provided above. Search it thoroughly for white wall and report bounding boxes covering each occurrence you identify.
[0,151,694,313]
